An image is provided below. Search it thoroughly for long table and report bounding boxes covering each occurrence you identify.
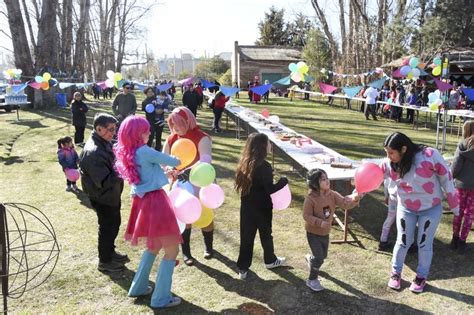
[224,103,361,244]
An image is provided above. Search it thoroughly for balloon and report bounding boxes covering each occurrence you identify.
[35,76,44,83]
[145,104,155,113]
[299,64,309,74]
[271,184,291,211]
[432,66,441,76]
[189,162,216,187]
[429,103,439,111]
[200,154,212,163]
[433,57,442,66]
[176,218,186,233]
[418,62,426,69]
[268,115,280,124]
[172,180,194,194]
[354,163,383,193]
[199,183,225,209]
[383,104,390,111]
[434,89,441,97]
[402,57,410,66]
[411,68,420,78]
[65,169,80,182]
[387,98,393,104]
[262,108,270,118]
[42,72,51,81]
[193,206,214,229]
[288,63,297,72]
[375,67,383,74]
[409,57,419,68]
[41,82,49,90]
[428,92,437,102]
[434,98,443,106]
[170,138,197,170]
[172,189,202,224]
[114,72,122,81]
[291,73,302,82]
[49,79,58,87]
[105,79,114,88]
[400,66,411,76]
[406,72,414,80]
[106,70,115,79]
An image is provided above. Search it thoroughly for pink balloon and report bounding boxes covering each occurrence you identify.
[172,189,202,224]
[354,163,383,193]
[262,108,270,118]
[200,154,212,163]
[199,183,225,209]
[271,184,291,211]
[65,169,80,182]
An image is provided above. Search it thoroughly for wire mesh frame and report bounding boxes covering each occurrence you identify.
[0,203,60,313]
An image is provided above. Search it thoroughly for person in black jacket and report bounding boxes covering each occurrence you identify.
[141,87,168,151]
[71,92,89,145]
[182,85,200,117]
[234,133,288,280]
[79,113,127,273]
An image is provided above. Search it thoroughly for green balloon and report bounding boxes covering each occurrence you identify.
[190,163,216,187]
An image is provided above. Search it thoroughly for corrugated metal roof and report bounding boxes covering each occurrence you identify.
[239,46,302,61]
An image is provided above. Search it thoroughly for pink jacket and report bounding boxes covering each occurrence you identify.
[380,147,459,215]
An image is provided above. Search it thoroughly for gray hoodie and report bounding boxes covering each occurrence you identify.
[451,138,474,189]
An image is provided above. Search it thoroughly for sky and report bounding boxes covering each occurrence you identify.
[145,0,327,58]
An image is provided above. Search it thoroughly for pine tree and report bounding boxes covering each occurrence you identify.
[255,6,289,46]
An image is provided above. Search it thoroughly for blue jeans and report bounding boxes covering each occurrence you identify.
[392,203,442,279]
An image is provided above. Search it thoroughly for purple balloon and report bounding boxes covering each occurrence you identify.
[400,66,411,76]
[145,103,155,113]
[199,154,212,163]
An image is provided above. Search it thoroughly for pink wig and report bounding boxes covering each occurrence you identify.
[114,116,150,184]
[167,106,198,134]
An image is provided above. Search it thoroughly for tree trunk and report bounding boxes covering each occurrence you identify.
[73,0,91,81]
[36,0,60,72]
[338,0,347,72]
[310,0,339,69]
[3,0,34,76]
[58,0,73,74]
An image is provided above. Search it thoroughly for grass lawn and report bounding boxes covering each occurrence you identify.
[0,92,473,313]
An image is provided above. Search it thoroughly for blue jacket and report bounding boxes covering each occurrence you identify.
[131,145,180,196]
[58,147,79,169]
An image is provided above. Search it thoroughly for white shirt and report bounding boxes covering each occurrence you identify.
[364,87,378,104]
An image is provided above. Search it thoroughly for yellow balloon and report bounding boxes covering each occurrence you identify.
[43,72,51,81]
[170,138,197,170]
[432,66,441,76]
[193,206,214,228]
[114,72,122,81]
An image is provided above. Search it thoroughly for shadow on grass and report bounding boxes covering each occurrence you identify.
[0,155,25,165]
[71,189,94,209]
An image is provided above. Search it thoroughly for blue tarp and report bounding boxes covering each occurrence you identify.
[462,88,474,101]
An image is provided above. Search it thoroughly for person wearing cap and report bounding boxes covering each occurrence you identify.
[112,82,137,122]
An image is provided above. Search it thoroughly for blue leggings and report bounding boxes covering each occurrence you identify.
[392,203,442,279]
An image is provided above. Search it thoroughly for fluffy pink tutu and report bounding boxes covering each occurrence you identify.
[125,189,182,251]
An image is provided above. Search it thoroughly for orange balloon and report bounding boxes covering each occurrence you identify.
[170,138,197,170]
[418,62,426,70]
[41,82,49,90]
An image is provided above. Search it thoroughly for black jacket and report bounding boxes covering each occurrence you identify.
[182,90,200,110]
[451,138,474,189]
[79,131,124,206]
[241,161,288,213]
[71,100,89,127]
[142,96,156,123]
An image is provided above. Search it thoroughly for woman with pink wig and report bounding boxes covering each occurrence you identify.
[114,115,182,308]
[163,106,213,266]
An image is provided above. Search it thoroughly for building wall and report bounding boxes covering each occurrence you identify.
[238,59,289,87]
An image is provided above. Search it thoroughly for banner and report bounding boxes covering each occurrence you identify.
[219,86,240,97]
[200,79,217,89]
[434,78,453,92]
[250,84,272,96]
[368,77,387,89]
[342,86,363,98]
[318,82,337,94]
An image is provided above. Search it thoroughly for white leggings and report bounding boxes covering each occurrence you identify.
[380,199,397,242]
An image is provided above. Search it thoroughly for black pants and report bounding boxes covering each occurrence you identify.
[90,200,121,263]
[304,92,309,100]
[74,125,85,144]
[213,107,223,130]
[406,109,414,123]
[237,208,277,271]
[147,123,164,151]
[187,105,197,117]
[365,103,377,119]
[307,233,329,280]
[66,179,76,186]
[391,107,402,122]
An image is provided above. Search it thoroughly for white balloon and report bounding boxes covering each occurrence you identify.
[106,70,115,80]
[269,115,280,124]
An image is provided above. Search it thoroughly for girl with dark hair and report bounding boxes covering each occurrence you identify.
[381,132,459,293]
[303,168,359,291]
[235,133,288,280]
[57,136,79,192]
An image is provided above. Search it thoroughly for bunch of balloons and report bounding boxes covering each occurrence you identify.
[428,90,443,111]
[34,72,58,90]
[431,57,442,76]
[167,140,225,229]
[105,70,123,88]
[288,61,309,82]
[2,68,22,80]
[399,57,425,80]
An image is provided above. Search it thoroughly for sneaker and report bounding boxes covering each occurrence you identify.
[306,279,325,291]
[388,272,401,290]
[72,184,79,192]
[128,285,153,297]
[65,186,72,192]
[204,250,214,259]
[98,260,125,273]
[265,257,286,269]
[304,254,312,270]
[111,251,130,263]
[239,270,248,280]
[183,255,195,266]
[409,276,427,293]
[458,240,467,255]
[378,241,393,252]
[153,296,182,308]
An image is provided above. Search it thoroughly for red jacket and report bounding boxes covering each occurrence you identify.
[214,94,229,109]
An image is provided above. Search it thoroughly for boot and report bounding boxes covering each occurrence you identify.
[151,258,181,308]
[450,234,459,250]
[202,230,214,259]
[458,240,467,255]
[128,250,155,297]
[181,228,194,266]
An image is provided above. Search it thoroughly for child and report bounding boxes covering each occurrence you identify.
[235,133,288,280]
[303,169,360,291]
[379,178,397,251]
[57,136,79,192]
[451,121,474,254]
[71,92,89,145]
[114,115,182,308]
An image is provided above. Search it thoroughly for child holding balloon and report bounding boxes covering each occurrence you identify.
[114,115,182,308]
[235,132,288,280]
[303,168,360,291]
[57,136,80,192]
[142,87,168,151]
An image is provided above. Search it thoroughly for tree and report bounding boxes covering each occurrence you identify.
[255,6,289,46]
[302,28,331,82]
[208,56,230,74]
[287,13,314,47]
[219,69,232,86]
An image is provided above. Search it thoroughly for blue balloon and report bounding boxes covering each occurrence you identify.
[145,103,155,113]
[173,180,194,194]
[400,66,411,76]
